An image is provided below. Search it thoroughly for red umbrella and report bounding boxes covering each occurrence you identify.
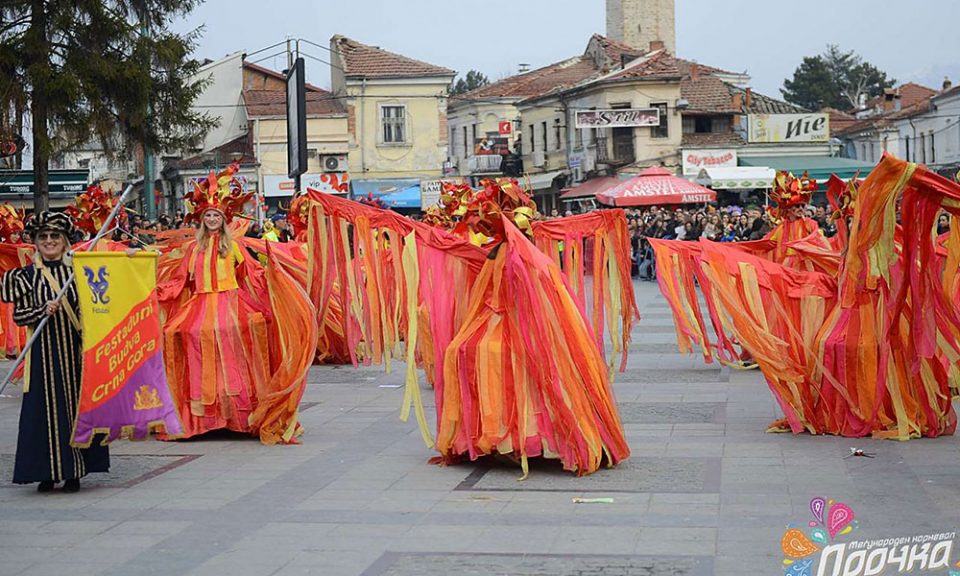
[596,166,716,207]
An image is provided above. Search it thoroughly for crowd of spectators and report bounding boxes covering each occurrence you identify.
[623,204,838,281]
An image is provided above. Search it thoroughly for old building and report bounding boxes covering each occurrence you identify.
[329,35,455,205]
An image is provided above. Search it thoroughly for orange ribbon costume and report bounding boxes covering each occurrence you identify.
[291,178,635,475]
[158,165,317,444]
[652,155,960,439]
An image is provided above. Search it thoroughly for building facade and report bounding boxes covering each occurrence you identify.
[329,35,455,202]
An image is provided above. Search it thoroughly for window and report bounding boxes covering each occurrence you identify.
[711,117,730,133]
[381,105,406,144]
[651,103,668,138]
[931,131,936,164]
[905,136,911,161]
[529,124,535,152]
[575,126,583,149]
[921,133,926,163]
[682,117,695,134]
[463,126,468,157]
[554,119,562,151]
[541,121,548,152]
[472,124,477,149]
[861,143,867,160]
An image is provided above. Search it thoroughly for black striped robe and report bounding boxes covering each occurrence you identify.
[1,259,109,484]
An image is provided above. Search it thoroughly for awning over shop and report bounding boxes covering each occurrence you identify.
[523,170,566,191]
[697,167,776,190]
[739,156,875,185]
[559,176,622,200]
[0,169,90,199]
[350,178,420,200]
[379,184,421,209]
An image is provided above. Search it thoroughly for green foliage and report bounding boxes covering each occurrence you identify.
[781,45,896,111]
[449,70,490,96]
[0,0,216,209]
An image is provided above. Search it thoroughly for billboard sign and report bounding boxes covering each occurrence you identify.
[575,108,660,129]
[748,113,829,143]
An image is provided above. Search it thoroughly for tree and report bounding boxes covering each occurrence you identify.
[0,1,216,211]
[782,45,895,112]
[449,70,490,96]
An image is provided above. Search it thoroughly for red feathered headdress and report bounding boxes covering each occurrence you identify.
[0,204,25,242]
[768,171,816,220]
[184,163,252,224]
[65,185,126,235]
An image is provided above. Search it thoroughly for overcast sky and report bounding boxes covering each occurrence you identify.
[172,0,960,99]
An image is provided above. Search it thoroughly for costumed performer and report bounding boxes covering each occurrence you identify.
[0,212,109,492]
[0,204,29,358]
[159,164,316,443]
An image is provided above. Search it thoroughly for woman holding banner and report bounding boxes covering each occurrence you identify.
[0,212,109,492]
[158,164,316,444]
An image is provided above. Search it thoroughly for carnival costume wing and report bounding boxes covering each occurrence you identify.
[654,154,960,439]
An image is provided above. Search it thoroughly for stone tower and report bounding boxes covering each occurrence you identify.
[606,0,676,54]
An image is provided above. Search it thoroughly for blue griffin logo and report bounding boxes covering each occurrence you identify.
[83,265,110,305]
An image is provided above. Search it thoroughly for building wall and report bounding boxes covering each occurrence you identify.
[559,81,683,174]
[343,79,452,180]
[518,98,569,174]
[191,52,248,153]
[896,94,960,168]
[254,115,349,177]
[606,0,676,53]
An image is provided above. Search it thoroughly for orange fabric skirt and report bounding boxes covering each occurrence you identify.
[163,289,270,438]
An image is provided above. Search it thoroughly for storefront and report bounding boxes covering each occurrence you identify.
[0,169,90,209]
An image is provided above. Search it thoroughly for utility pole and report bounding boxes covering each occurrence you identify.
[141,7,156,220]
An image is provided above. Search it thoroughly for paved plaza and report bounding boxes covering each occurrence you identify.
[1,280,959,576]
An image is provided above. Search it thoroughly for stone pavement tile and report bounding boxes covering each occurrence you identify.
[100,520,193,536]
[184,556,291,576]
[275,549,383,576]
[392,525,488,553]
[551,526,637,554]
[16,562,120,576]
[428,494,512,514]
[0,521,48,534]
[626,442,668,456]
[714,554,781,576]
[0,533,91,548]
[0,562,31,576]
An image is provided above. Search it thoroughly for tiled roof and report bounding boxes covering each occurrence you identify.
[886,98,932,121]
[674,58,737,78]
[602,50,683,82]
[822,107,858,135]
[331,35,454,79]
[243,89,345,118]
[864,82,936,111]
[590,34,643,64]
[728,85,806,114]
[681,74,739,114]
[681,132,746,147]
[168,134,257,172]
[834,116,892,137]
[242,61,326,92]
[458,57,598,100]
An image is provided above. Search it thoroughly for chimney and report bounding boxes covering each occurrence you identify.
[649,40,665,52]
[731,92,743,112]
[944,77,953,91]
[745,87,753,109]
[690,63,699,82]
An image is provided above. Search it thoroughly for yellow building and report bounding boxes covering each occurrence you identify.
[329,35,455,204]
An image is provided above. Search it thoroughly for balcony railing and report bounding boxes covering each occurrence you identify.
[468,155,503,174]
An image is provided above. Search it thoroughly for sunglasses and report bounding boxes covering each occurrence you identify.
[36,232,64,241]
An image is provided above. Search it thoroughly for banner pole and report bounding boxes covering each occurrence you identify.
[0,181,139,395]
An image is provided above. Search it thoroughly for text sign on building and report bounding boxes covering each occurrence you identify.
[748,113,830,143]
[498,121,512,135]
[682,149,738,175]
[263,172,349,198]
[574,108,660,129]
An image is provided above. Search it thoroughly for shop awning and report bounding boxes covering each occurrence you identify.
[739,156,875,185]
[697,167,776,190]
[523,170,566,191]
[559,176,622,199]
[0,169,90,199]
